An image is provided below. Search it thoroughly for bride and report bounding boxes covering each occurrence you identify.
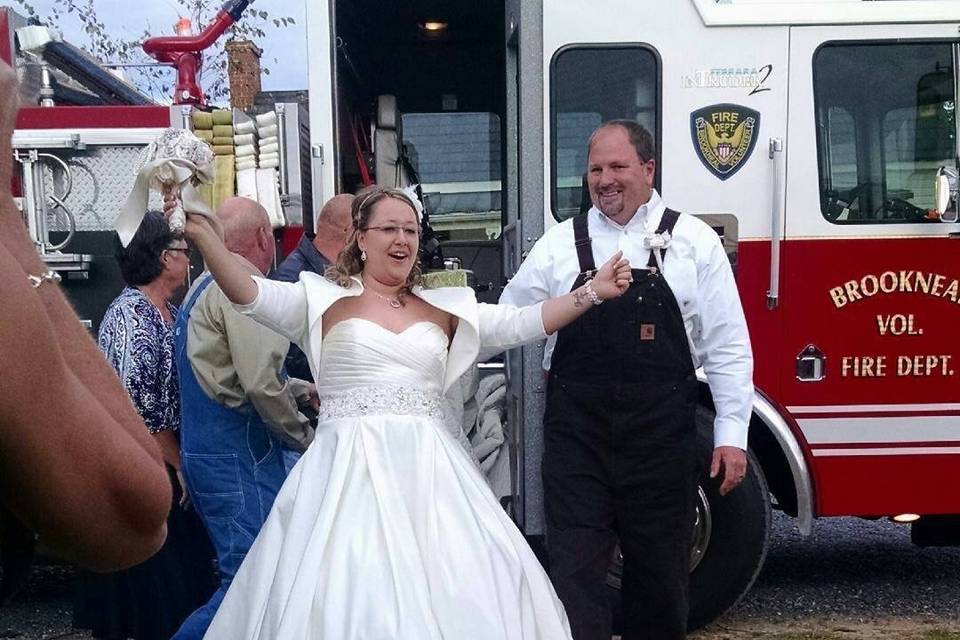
[179,185,632,639]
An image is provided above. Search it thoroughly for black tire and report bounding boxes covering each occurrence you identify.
[606,406,771,632]
[687,405,770,630]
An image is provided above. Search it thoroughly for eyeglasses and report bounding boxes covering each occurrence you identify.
[165,247,192,257]
[365,225,419,239]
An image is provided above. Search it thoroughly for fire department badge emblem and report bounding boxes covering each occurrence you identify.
[690,104,760,180]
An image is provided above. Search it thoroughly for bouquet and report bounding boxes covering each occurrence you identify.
[117,129,215,246]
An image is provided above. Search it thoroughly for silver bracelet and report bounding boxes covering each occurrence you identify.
[584,279,603,306]
[27,270,62,288]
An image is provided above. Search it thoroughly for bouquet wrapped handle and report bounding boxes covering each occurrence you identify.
[161,182,186,234]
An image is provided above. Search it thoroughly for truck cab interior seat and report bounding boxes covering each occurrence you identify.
[373,94,410,188]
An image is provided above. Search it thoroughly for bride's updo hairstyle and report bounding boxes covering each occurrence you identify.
[326,184,423,291]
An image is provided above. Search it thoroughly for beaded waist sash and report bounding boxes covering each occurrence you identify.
[317,384,444,421]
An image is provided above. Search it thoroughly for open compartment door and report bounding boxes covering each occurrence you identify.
[305,0,337,214]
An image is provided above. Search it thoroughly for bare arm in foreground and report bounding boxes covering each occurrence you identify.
[0,58,170,569]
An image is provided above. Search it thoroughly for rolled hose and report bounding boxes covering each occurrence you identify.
[42,41,154,105]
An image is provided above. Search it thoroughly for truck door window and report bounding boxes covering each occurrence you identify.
[402,112,502,240]
[550,46,659,221]
[815,42,955,224]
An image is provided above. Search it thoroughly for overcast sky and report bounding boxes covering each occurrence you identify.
[21,0,309,99]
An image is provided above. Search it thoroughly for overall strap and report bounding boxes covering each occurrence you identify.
[182,273,216,315]
[573,213,595,276]
[174,274,216,360]
[647,208,681,269]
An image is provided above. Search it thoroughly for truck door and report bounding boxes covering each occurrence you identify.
[782,24,960,516]
[304,0,337,210]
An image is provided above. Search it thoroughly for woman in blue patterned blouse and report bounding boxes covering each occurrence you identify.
[73,211,215,640]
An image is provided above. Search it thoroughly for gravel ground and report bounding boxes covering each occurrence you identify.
[695,512,960,639]
[1,512,959,639]
[731,511,960,620]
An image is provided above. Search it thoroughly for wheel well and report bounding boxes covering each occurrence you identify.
[697,382,799,517]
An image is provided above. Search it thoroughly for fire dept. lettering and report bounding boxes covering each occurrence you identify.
[897,355,954,377]
[840,355,954,377]
[841,356,887,377]
[876,314,922,336]
[829,271,960,309]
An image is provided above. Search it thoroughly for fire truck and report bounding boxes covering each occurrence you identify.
[6,0,960,630]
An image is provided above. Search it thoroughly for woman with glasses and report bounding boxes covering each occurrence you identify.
[176,185,632,639]
[74,211,215,640]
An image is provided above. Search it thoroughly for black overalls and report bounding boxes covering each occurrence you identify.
[543,210,700,640]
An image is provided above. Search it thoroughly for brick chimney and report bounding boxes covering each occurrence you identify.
[225,40,263,110]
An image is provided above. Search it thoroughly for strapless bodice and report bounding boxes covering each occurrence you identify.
[316,317,448,398]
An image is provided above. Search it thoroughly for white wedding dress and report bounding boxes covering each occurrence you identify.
[204,317,572,639]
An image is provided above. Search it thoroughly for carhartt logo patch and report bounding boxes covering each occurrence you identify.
[640,324,656,341]
[690,103,760,181]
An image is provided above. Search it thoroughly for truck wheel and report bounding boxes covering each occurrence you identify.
[687,405,770,630]
[606,405,771,632]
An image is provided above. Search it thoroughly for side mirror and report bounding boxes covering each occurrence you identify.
[934,166,959,223]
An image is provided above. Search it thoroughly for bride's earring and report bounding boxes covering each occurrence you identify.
[360,249,367,262]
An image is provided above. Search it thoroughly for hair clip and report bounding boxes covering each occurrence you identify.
[398,184,424,221]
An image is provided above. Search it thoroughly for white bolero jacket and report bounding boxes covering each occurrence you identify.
[235,273,547,394]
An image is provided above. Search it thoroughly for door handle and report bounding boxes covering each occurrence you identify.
[796,344,826,382]
[767,137,784,310]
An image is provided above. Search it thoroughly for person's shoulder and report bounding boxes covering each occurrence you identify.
[298,270,339,289]
[665,208,729,269]
[541,217,576,242]
[273,247,307,282]
[101,289,160,344]
[667,208,720,243]
[418,285,477,320]
[525,217,574,261]
[106,287,148,320]
[298,271,358,308]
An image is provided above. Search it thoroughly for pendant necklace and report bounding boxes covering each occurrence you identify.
[366,284,403,309]
[362,274,404,308]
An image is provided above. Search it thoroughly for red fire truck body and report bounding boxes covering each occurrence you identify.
[6,0,960,629]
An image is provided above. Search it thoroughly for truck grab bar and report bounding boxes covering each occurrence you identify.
[276,104,289,202]
[766,137,784,310]
[310,143,324,220]
[953,44,960,190]
[16,149,77,253]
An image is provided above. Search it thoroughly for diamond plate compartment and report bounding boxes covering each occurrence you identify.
[40,146,161,232]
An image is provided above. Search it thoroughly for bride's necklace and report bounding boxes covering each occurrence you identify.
[370,289,402,309]
[363,279,403,309]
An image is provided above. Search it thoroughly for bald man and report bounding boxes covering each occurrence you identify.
[273,193,354,283]
[171,197,315,640]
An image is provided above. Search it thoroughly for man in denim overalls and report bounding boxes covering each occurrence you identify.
[171,197,315,639]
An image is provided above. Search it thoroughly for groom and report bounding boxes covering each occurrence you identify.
[501,121,752,639]
[171,197,316,639]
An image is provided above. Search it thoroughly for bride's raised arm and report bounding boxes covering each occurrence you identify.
[175,208,308,343]
[179,211,257,305]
